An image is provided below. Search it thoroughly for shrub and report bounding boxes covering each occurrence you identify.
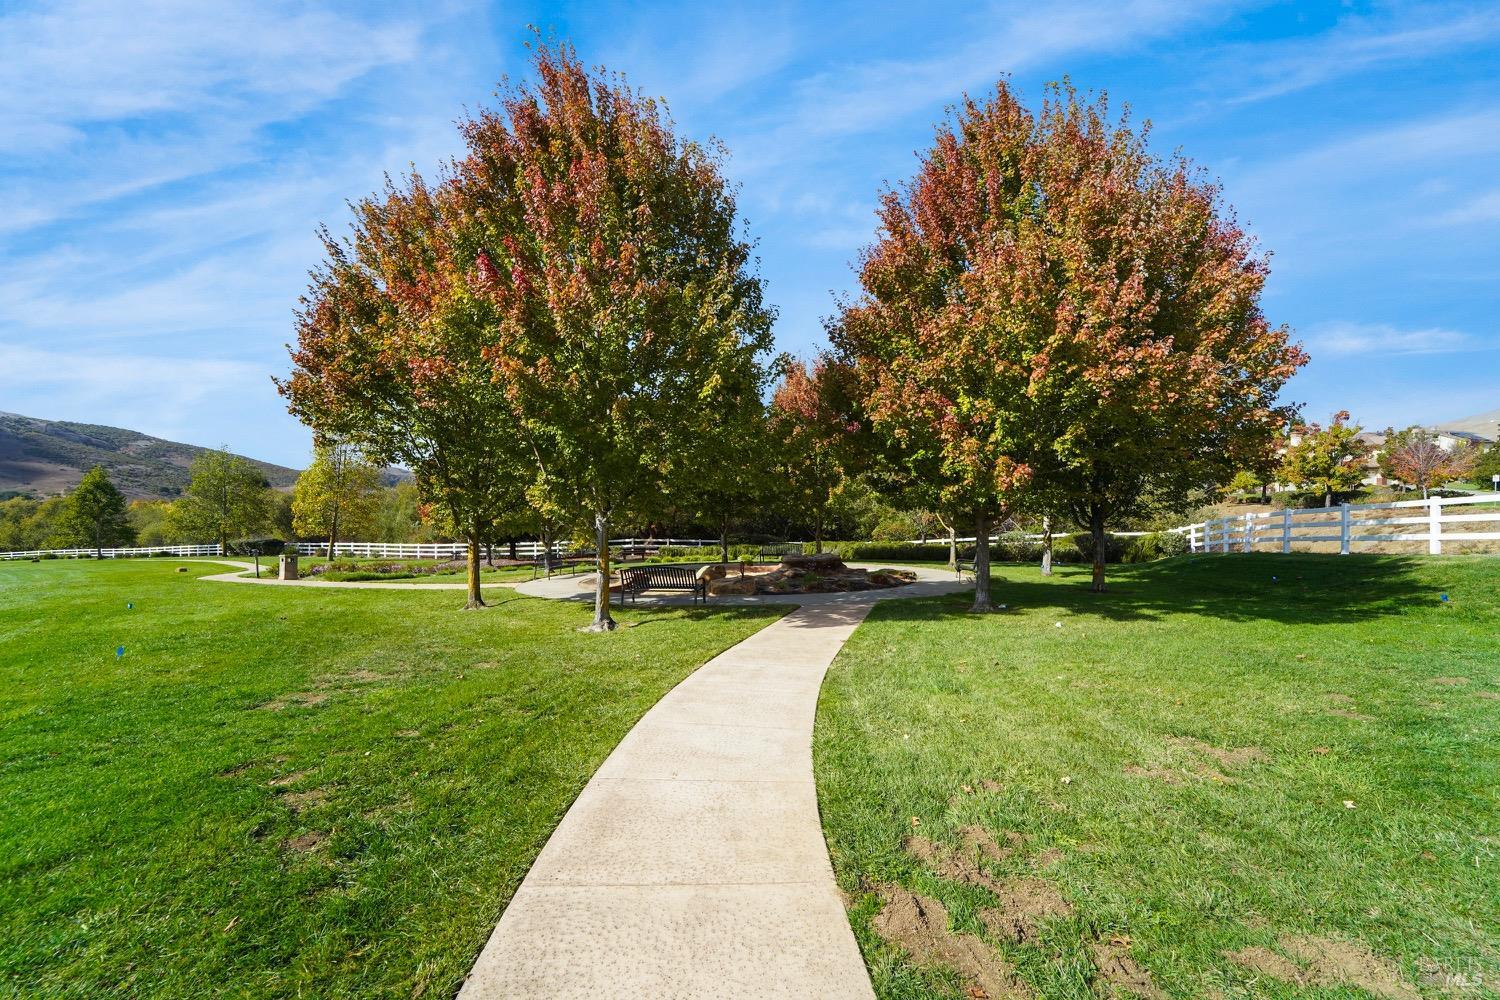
[1122,531,1189,563]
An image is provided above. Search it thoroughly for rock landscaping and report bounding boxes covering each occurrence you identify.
[703,552,916,597]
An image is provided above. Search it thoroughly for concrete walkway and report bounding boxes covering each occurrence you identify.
[460,566,967,999]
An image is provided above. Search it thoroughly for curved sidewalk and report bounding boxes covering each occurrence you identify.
[460,566,967,999]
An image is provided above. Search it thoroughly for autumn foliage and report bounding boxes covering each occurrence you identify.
[833,80,1306,594]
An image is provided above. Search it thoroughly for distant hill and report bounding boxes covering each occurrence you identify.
[1432,407,1500,442]
[0,412,304,500]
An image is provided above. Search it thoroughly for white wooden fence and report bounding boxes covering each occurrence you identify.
[1183,493,1500,555]
[0,537,719,562]
[288,538,719,560]
[0,543,223,560]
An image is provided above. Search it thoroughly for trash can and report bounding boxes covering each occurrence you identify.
[279,553,299,581]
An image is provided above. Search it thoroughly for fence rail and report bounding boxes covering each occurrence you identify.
[290,538,720,560]
[1182,493,1500,555]
[0,543,223,560]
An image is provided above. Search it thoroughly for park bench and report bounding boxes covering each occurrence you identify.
[531,551,596,580]
[756,543,803,562]
[617,564,708,606]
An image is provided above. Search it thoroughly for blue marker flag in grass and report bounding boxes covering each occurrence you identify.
[127,603,133,610]
[116,646,125,658]
[1440,593,1450,602]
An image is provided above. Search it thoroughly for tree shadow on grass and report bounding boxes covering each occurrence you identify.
[870,553,1440,626]
[617,605,788,630]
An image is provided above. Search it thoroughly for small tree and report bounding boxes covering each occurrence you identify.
[56,466,134,557]
[171,448,273,553]
[462,42,775,630]
[1279,412,1366,507]
[1379,427,1476,498]
[769,358,858,555]
[1470,444,1500,492]
[292,443,383,557]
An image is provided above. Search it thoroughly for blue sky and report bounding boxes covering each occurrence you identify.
[2,0,1497,466]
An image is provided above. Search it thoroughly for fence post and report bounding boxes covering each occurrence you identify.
[1339,503,1351,555]
[1281,509,1292,554]
[1428,498,1442,555]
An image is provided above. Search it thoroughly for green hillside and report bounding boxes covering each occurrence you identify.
[0,411,300,500]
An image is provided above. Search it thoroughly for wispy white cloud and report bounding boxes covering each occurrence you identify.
[1303,321,1485,358]
[723,0,1228,177]
[1223,6,1500,105]
[1438,188,1500,225]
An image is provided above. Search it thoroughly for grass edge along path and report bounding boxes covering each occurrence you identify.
[814,554,1499,1000]
[0,559,786,999]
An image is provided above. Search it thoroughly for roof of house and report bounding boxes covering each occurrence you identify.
[1436,429,1494,444]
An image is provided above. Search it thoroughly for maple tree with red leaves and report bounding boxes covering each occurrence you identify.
[769,356,862,554]
[452,41,775,629]
[278,174,533,610]
[833,80,1305,598]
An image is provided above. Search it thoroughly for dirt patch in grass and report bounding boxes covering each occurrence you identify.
[1225,935,1418,999]
[281,789,328,812]
[1327,707,1375,721]
[960,825,1023,862]
[1429,676,1468,686]
[268,770,308,787]
[907,836,1003,893]
[1475,691,1500,701]
[283,831,326,852]
[1123,764,1185,785]
[978,879,1074,943]
[873,885,1032,999]
[1090,936,1165,999]
[1169,736,1269,769]
[1224,945,1303,982]
[256,692,329,711]
[1282,935,1419,999]
[1327,693,1357,705]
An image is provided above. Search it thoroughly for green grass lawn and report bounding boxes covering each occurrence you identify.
[815,554,1499,1000]
[0,559,782,999]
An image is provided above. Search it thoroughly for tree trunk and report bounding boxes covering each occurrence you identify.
[1089,504,1108,593]
[813,515,823,555]
[327,511,338,561]
[1040,515,1053,576]
[971,510,992,613]
[464,521,484,610]
[1260,482,1270,503]
[95,524,103,560]
[589,510,616,631]
[720,515,729,565]
[947,526,957,573]
[508,538,517,560]
[1323,487,1333,508]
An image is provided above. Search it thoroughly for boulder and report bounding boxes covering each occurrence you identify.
[780,552,848,573]
[868,568,917,588]
[707,575,758,597]
[696,564,728,581]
